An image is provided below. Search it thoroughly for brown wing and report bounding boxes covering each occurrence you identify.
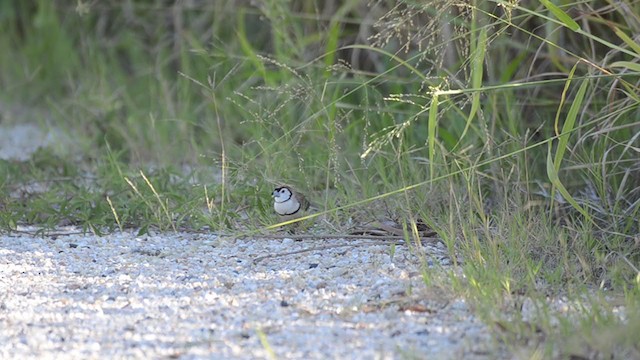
[297,192,310,211]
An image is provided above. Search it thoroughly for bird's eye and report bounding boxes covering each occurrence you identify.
[280,189,286,193]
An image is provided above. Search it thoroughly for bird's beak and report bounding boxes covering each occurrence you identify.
[272,190,278,198]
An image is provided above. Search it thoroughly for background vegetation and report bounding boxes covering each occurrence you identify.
[0,0,638,357]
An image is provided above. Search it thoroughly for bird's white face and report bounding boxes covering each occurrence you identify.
[272,187,292,203]
[273,187,300,216]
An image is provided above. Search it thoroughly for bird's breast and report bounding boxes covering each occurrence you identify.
[274,199,300,216]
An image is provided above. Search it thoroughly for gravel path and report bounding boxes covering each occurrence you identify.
[0,229,494,359]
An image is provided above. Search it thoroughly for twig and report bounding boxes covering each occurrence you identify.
[252,240,406,264]
[4,229,86,237]
[244,233,440,241]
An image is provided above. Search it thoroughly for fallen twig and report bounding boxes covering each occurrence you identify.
[4,229,86,237]
[252,240,407,264]
[245,233,440,241]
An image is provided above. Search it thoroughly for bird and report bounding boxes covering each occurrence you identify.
[272,186,310,222]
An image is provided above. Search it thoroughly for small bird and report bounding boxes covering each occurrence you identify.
[272,186,310,221]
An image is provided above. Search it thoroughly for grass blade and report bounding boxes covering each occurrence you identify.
[540,0,580,31]
[553,65,590,170]
[457,27,487,146]
[428,93,439,181]
[547,144,591,221]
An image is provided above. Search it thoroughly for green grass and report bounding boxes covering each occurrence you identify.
[1,0,639,357]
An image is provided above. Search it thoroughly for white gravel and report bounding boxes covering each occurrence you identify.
[0,230,494,359]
